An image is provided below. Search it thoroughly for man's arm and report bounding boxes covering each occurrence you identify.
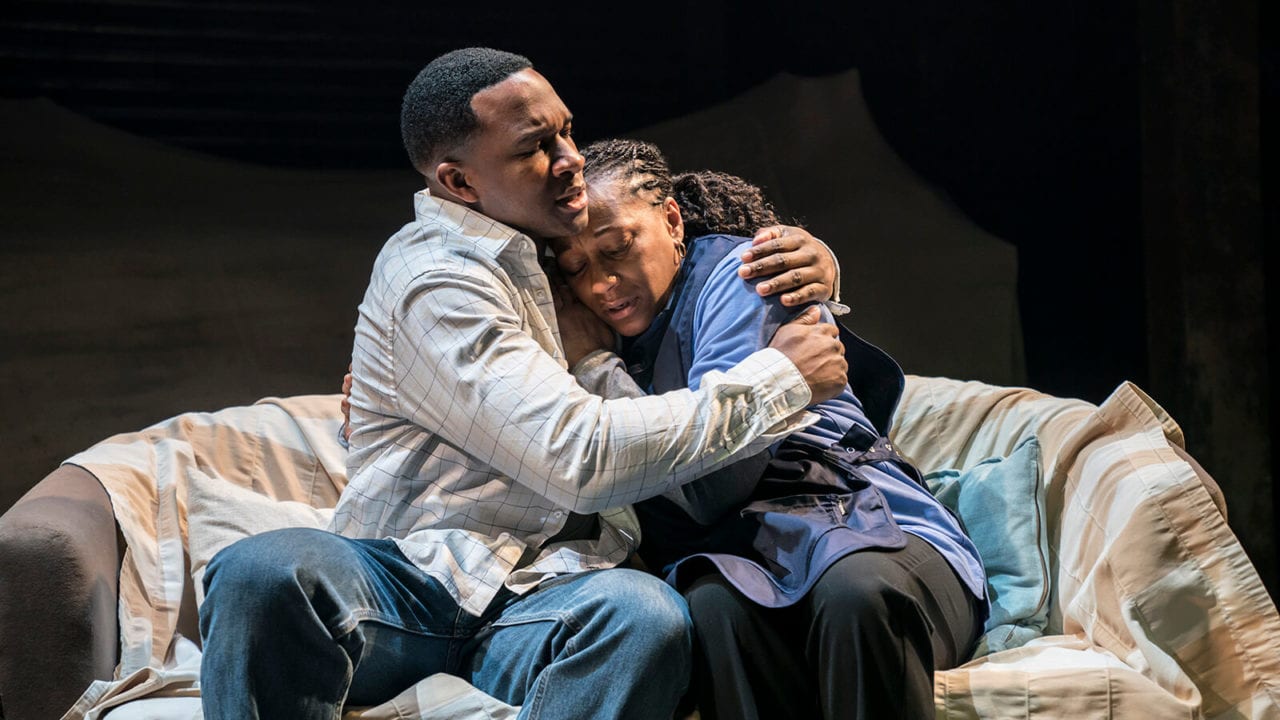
[356,270,842,515]
[573,351,769,524]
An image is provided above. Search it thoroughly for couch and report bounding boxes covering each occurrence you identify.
[1,378,1277,719]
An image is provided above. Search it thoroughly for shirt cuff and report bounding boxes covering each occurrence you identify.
[814,234,843,305]
[723,347,813,421]
[570,348,617,378]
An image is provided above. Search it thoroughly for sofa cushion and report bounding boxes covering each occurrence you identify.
[935,635,1203,718]
[187,472,334,606]
[925,435,1050,656]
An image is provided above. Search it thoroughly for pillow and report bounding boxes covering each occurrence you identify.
[924,435,1049,657]
[187,473,334,606]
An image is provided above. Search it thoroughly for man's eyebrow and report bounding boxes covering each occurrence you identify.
[516,115,573,144]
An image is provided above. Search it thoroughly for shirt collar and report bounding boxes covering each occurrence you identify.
[414,189,534,261]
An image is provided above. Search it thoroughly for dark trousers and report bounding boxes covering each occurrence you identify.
[683,534,982,720]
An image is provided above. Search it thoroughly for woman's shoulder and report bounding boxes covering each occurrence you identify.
[688,233,753,257]
[686,235,764,298]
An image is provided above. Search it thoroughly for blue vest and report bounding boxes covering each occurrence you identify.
[622,234,906,438]
[626,235,919,608]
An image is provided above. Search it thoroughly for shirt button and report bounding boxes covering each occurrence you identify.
[536,290,547,300]
[551,510,564,519]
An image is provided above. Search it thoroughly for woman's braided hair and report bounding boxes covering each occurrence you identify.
[581,138,782,239]
[581,138,672,208]
[672,169,781,240]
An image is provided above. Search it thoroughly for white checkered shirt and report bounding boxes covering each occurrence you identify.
[332,190,814,616]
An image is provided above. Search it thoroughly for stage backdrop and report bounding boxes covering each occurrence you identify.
[0,70,1021,513]
[631,70,1022,385]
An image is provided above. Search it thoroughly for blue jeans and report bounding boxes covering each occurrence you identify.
[199,528,692,720]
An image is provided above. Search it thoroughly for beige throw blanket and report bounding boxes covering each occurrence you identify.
[59,381,1280,719]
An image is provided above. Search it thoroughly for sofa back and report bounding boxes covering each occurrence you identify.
[894,376,1280,717]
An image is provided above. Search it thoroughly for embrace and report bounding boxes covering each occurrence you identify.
[198,48,987,720]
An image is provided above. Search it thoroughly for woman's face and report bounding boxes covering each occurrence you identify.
[551,178,685,337]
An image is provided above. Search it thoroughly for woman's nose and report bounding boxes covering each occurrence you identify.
[591,272,617,295]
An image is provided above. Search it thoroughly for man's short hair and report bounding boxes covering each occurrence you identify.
[401,48,533,172]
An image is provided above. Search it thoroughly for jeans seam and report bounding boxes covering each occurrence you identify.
[521,623,576,720]
[486,606,582,720]
[525,668,548,720]
[486,610,582,632]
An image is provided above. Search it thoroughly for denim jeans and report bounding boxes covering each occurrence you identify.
[199,528,692,720]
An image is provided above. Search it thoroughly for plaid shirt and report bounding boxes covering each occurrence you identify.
[332,191,814,616]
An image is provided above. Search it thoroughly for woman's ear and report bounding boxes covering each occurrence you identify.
[434,162,479,204]
[664,196,684,242]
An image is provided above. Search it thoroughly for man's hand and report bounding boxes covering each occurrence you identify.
[554,285,614,367]
[341,365,353,441]
[768,306,847,404]
[738,225,838,307]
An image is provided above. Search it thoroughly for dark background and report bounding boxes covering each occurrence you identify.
[2,0,1274,595]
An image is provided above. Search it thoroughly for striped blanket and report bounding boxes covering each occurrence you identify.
[60,379,1280,719]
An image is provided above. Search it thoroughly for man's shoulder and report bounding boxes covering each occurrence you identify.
[372,219,507,290]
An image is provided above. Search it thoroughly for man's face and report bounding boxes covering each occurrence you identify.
[456,69,588,240]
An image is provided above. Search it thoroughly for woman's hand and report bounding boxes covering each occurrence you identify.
[554,284,614,367]
[737,225,839,307]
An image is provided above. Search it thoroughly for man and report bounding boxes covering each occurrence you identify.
[199,48,846,720]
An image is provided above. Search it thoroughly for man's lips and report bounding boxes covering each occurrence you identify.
[556,186,587,212]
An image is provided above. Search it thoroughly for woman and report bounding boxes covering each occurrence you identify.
[550,139,987,720]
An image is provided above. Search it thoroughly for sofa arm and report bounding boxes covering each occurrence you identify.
[0,464,121,720]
